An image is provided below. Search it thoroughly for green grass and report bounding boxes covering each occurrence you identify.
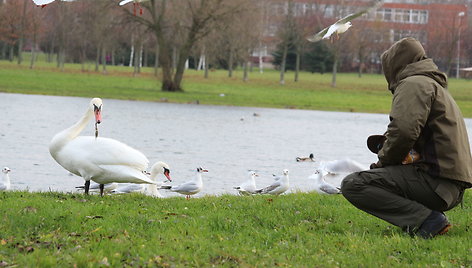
[2,58,472,117]
[0,191,470,267]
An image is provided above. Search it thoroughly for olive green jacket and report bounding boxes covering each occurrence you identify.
[378,38,472,186]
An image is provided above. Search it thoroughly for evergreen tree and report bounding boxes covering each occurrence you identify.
[303,42,334,74]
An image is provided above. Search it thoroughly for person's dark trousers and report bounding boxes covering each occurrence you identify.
[341,165,464,232]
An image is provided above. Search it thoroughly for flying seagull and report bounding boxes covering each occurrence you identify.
[307,0,383,42]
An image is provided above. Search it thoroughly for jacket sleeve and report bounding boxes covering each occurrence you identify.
[378,77,436,166]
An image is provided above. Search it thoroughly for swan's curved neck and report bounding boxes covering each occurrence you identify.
[50,105,94,153]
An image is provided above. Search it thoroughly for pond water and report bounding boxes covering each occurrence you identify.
[1,93,470,197]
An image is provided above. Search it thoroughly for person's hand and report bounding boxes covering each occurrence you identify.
[370,161,382,169]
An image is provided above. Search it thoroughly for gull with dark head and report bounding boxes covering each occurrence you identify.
[307,0,383,42]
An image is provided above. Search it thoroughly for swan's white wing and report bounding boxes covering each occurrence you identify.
[57,136,149,171]
[32,0,56,5]
[96,165,154,184]
[119,0,134,6]
[54,136,151,184]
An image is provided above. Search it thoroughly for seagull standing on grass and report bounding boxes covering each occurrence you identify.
[255,169,290,195]
[1,167,11,191]
[307,0,383,42]
[234,171,258,196]
[161,167,207,199]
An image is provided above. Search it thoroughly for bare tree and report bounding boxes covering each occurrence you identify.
[123,0,251,92]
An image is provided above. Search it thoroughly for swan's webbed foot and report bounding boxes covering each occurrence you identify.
[84,181,90,195]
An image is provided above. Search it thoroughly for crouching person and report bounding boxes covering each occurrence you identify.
[341,38,472,239]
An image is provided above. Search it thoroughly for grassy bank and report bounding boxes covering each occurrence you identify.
[2,60,472,117]
[0,191,470,267]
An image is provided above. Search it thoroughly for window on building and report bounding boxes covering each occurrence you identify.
[411,10,420,23]
[324,5,334,18]
[419,10,428,24]
[384,9,392,21]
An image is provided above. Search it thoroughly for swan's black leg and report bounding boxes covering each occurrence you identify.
[100,184,105,197]
[84,180,90,195]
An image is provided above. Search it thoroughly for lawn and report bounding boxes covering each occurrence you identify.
[2,59,472,117]
[0,191,470,267]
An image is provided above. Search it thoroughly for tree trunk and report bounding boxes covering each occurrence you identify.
[228,47,234,78]
[154,44,159,77]
[101,46,107,74]
[294,50,300,82]
[8,45,13,62]
[139,43,143,69]
[204,57,209,78]
[111,49,115,66]
[331,57,338,88]
[29,32,37,69]
[1,43,7,59]
[17,0,28,65]
[95,45,100,72]
[243,60,249,82]
[279,41,288,85]
[259,53,263,74]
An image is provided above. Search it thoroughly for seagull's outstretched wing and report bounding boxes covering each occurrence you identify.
[32,0,56,5]
[335,0,383,25]
[306,25,330,43]
[307,0,383,42]
[119,0,134,6]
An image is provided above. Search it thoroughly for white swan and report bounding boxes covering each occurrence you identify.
[49,98,155,196]
[1,167,11,191]
[308,169,341,194]
[112,161,172,198]
[255,169,290,195]
[233,171,258,196]
[162,167,207,199]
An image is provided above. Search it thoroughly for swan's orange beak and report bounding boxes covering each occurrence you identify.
[94,104,102,124]
[164,169,172,182]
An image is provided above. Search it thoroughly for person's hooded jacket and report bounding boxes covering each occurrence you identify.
[378,37,472,187]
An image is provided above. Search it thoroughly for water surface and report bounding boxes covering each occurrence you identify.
[2,93,468,197]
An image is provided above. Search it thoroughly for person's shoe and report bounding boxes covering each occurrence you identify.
[416,211,451,239]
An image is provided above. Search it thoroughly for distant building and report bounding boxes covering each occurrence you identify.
[254,0,468,73]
